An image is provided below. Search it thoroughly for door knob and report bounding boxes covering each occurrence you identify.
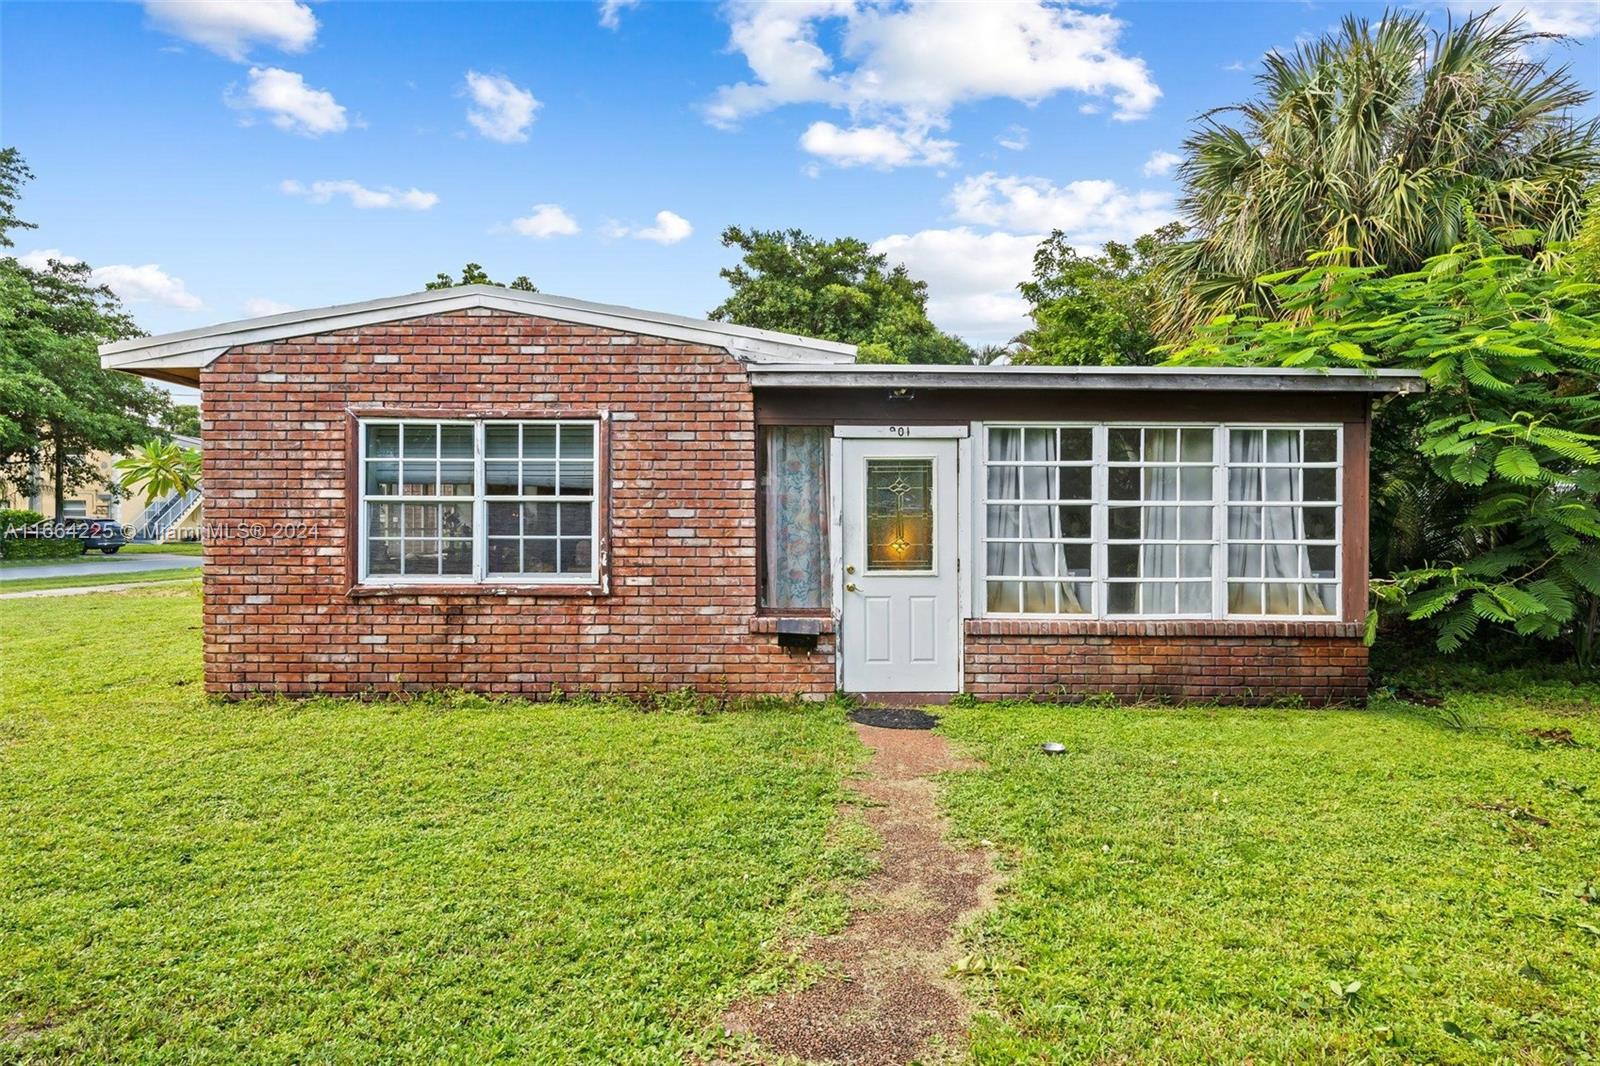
[845,582,859,592]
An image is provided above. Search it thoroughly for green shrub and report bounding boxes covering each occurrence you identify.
[1,535,84,561]
[0,508,45,531]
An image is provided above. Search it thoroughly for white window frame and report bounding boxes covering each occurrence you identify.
[357,417,600,586]
[975,421,1343,621]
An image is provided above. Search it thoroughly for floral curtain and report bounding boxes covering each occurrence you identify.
[761,426,830,610]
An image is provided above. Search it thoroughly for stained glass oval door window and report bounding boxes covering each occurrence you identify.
[865,458,934,572]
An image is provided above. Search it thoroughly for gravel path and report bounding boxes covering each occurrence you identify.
[723,721,998,1065]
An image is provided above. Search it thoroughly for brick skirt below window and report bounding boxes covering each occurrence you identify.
[964,621,1367,705]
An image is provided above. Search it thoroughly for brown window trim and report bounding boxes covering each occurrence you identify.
[755,423,833,614]
[343,407,613,596]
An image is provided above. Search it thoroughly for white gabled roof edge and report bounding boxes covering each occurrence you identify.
[99,285,857,374]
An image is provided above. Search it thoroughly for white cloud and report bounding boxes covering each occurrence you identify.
[144,0,317,61]
[228,66,348,136]
[799,120,956,168]
[17,249,202,310]
[949,171,1177,244]
[244,297,295,316]
[280,179,439,210]
[1142,150,1182,177]
[997,124,1029,151]
[871,227,1039,343]
[15,248,81,271]
[464,71,540,143]
[605,211,693,244]
[705,0,1161,168]
[508,203,580,238]
[1445,1,1600,38]
[598,0,640,30]
[92,265,202,310]
[635,210,693,244]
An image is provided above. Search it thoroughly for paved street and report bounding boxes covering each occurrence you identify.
[0,553,202,582]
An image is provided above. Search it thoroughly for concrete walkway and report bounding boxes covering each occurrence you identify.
[0,552,202,582]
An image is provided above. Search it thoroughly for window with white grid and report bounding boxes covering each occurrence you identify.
[359,419,598,584]
[1105,426,1217,616]
[1224,427,1341,616]
[983,426,1094,615]
[979,423,1342,620]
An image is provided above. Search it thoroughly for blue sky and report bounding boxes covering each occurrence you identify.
[5,0,1597,403]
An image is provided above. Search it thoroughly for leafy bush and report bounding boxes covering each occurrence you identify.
[2,535,84,561]
[0,508,45,531]
[1169,220,1600,663]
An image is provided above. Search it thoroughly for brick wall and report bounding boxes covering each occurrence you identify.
[199,310,835,698]
[965,620,1368,705]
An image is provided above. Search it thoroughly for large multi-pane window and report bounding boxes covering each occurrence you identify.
[981,424,1341,619]
[360,419,598,584]
[1106,427,1216,616]
[1225,428,1340,616]
[984,426,1094,614]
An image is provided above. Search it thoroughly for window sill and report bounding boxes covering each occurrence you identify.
[348,582,606,600]
[967,617,1361,639]
[750,615,836,635]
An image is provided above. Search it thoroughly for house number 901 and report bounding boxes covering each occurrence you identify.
[888,426,911,437]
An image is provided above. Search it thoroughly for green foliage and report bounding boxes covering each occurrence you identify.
[115,438,202,502]
[160,403,201,438]
[0,586,869,1060]
[0,506,42,530]
[424,262,537,291]
[1158,10,1599,338]
[0,148,172,513]
[0,505,81,559]
[940,693,1600,1062]
[1,535,85,561]
[1014,223,1185,365]
[1169,221,1600,661]
[709,226,972,364]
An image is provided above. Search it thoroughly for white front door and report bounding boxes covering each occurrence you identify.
[839,436,960,693]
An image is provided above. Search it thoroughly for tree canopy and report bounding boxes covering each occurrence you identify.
[1013,223,1185,366]
[0,148,171,514]
[1157,10,1599,338]
[709,226,971,364]
[425,263,537,292]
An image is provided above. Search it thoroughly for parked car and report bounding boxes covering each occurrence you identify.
[59,517,129,554]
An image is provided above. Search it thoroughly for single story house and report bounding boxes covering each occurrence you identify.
[102,287,1422,703]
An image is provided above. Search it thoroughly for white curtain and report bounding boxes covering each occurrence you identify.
[1019,428,1058,612]
[1263,431,1301,613]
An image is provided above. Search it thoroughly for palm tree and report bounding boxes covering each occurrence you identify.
[1156,10,1599,338]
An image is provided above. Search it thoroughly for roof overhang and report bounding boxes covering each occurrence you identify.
[748,363,1425,394]
[99,286,857,384]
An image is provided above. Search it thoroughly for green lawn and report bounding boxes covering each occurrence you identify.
[0,586,868,1062]
[939,687,1600,1064]
[119,541,205,556]
[5,586,1596,1063]
[0,569,201,594]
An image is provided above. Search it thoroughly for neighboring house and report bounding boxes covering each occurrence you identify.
[3,435,204,541]
[101,287,1421,703]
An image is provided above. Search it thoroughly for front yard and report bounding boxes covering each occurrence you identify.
[940,688,1600,1063]
[0,586,868,1062]
[3,585,1596,1063]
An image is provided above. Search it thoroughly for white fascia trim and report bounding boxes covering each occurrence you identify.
[99,286,857,372]
[749,363,1424,394]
